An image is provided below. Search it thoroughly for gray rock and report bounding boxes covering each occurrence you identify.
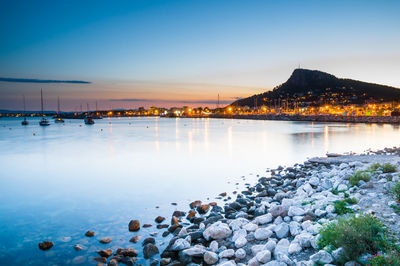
[234,236,247,248]
[210,240,219,252]
[235,248,246,259]
[255,213,273,225]
[288,206,305,216]
[203,222,232,240]
[256,250,271,263]
[232,229,247,242]
[274,239,289,256]
[204,251,219,264]
[309,177,319,187]
[274,223,289,238]
[243,222,258,232]
[289,221,301,236]
[170,239,191,251]
[183,246,206,256]
[310,250,334,264]
[254,228,273,240]
[270,205,287,217]
[288,242,302,254]
[219,249,235,258]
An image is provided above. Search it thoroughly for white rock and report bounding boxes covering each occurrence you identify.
[170,238,190,251]
[289,221,301,236]
[275,252,294,265]
[264,239,277,252]
[288,206,305,216]
[219,249,235,258]
[307,223,322,235]
[326,205,335,213]
[337,184,348,191]
[217,260,236,266]
[274,223,289,238]
[314,209,327,217]
[301,220,313,230]
[203,222,232,240]
[232,229,247,242]
[294,232,313,248]
[234,236,247,248]
[255,213,273,225]
[310,250,334,264]
[251,244,265,256]
[248,257,260,266]
[274,239,289,256]
[264,261,287,266]
[309,177,319,187]
[204,251,219,264]
[288,242,302,254]
[235,248,246,259]
[183,246,206,256]
[210,240,219,252]
[256,250,271,264]
[254,228,273,240]
[243,222,258,232]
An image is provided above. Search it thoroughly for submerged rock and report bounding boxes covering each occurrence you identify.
[143,244,159,259]
[129,220,141,231]
[85,230,95,237]
[99,238,112,244]
[38,241,53,250]
[155,216,166,223]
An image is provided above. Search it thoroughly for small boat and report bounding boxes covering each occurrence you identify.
[21,117,29,126]
[55,117,64,123]
[84,116,95,125]
[54,97,65,123]
[39,89,50,126]
[21,95,29,126]
[40,117,50,126]
[84,103,95,125]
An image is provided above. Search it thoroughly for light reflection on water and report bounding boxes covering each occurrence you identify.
[0,117,399,265]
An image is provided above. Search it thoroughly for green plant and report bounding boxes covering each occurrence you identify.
[366,252,393,265]
[349,170,371,186]
[332,187,346,195]
[318,214,391,261]
[391,182,400,201]
[382,163,397,173]
[390,204,400,213]
[344,197,358,204]
[368,163,382,172]
[333,199,356,215]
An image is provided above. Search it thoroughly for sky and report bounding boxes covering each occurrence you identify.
[0,0,400,111]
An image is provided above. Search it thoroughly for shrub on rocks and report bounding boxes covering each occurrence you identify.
[349,171,371,186]
[318,214,394,261]
[391,182,400,201]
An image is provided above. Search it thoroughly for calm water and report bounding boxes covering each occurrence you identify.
[0,117,399,265]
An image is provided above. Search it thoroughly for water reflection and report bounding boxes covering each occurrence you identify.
[0,118,400,265]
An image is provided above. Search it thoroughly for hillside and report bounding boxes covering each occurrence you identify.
[232,69,400,107]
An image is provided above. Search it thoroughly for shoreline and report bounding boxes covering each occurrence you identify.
[37,147,400,265]
[208,114,400,124]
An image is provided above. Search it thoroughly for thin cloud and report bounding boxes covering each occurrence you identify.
[0,77,91,84]
[110,98,233,104]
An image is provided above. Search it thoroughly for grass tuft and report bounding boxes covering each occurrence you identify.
[349,170,371,186]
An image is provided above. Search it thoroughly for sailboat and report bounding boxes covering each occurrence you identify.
[21,95,29,125]
[39,89,50,126]
[54,96,65,123]
[84,103,95,125]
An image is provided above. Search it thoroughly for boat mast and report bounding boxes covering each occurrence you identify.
[41,88,44,116]
[57,96,60,114]
[23,95,26,113]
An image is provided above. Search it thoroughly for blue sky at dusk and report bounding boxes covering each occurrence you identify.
[1,0,399,111]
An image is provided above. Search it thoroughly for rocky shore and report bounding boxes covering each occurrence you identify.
[40,148,400,266]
